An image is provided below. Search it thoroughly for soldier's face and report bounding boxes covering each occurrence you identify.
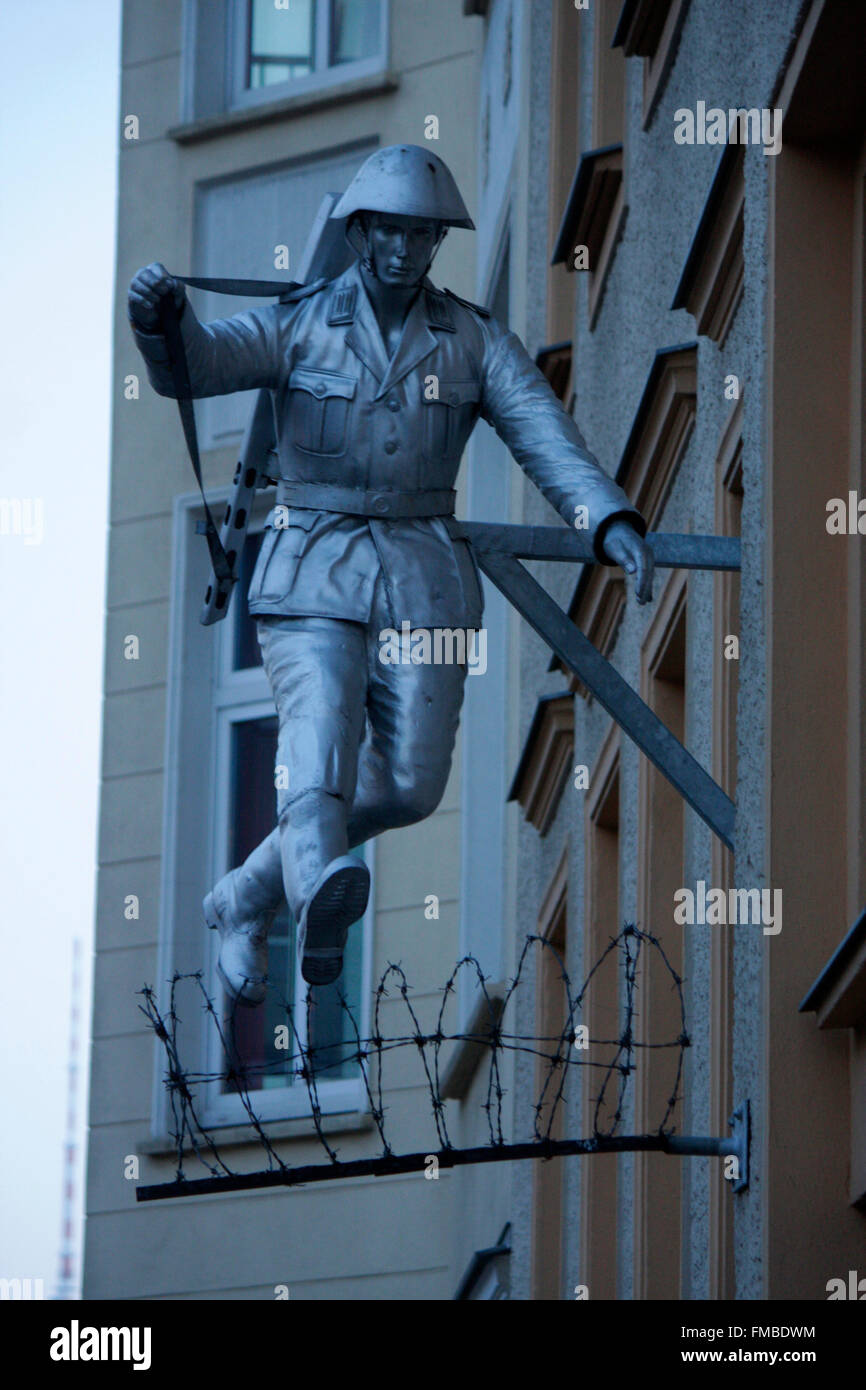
[364,213,441,286]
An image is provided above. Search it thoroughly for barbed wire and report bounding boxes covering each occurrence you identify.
[138,924,688,1191]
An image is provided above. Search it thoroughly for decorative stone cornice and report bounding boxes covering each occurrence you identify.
[800,907,866,1030]
[551,144,624,272]
[613,0,677,55]
[535,340,573,404]
[615,343,698,528]
[801,906,866,1206]
[671,144,744,345]
[508,692,574,834]
[551,144,626,328]
[613,0,690,126]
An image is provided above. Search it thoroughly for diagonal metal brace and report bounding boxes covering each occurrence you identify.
[477,551,736,850]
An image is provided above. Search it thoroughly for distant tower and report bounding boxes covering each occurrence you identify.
[55,938,83,1300]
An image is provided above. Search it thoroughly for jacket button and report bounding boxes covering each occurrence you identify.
[373,497,390,514]
[387,398,400,412]
[314,382,326,395]
[449,391,460,405]
[384,440,398,454]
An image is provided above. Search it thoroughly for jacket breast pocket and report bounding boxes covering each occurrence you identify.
[288,367,357,457]
[422,380,481,461]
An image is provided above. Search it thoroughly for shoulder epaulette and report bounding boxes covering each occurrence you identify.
[278,277,330,305]
[424,288,456,332]
[443,287,491,318]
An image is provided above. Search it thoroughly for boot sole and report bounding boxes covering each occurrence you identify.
[300,860,370,987]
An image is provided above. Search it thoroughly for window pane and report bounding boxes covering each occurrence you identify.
[233,528,264,671]
[330,0,381,65]
[221,715,365,1093]
[229,715,279,868]
[247,0,314,88]
[224,715,287,1093]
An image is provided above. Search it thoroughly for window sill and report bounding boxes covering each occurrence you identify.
[169,69,399,146]
[141,1105,375,1156]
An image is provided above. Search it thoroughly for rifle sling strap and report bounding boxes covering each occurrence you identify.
[154,274,300,589]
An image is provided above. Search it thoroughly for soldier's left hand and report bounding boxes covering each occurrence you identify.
[602,520,655,605]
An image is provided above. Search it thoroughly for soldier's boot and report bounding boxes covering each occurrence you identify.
[297,854,370,986]
[203,868,278,1008]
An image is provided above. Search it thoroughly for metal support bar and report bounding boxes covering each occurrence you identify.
[455,523,740,572]
[136,1104,749,1201]
[477,551,736,849]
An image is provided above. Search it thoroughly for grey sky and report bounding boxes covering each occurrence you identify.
[0,0,120,1293]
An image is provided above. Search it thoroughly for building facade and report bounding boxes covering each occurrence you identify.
[85,0,866,1300]
[503,0,866,1301]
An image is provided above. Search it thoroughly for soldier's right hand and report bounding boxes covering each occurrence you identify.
[128,262,186,331]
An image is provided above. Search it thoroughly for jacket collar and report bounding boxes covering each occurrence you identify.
[338,261,452,398]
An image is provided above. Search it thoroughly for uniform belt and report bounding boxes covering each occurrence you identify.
[275,481,456,519]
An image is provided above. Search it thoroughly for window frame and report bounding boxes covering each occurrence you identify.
[152,491,374,1139]
[227,0,389,113]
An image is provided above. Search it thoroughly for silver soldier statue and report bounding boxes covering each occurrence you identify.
[128,145,653,1004]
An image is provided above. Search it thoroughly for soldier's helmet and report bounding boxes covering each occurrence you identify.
[330,145,475,230]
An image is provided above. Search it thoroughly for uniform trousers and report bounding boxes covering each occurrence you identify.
[230,574,470,924]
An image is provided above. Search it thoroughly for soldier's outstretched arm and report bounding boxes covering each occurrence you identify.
[127,262,279,399]
[480,322,654,604]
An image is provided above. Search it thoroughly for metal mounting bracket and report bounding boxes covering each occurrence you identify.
[454,525,739,851]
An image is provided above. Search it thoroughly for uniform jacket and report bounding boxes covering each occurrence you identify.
[131,258,644,629]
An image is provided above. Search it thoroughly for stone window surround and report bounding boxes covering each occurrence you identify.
[612,0,690,128]
[801,910,866,1208]
[508,692,575,836]
[708,394,743,1298]
[671,143,745,348]
[551,142,626,330]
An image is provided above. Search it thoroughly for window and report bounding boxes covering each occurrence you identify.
[593,0,625,149]
[155,499,373,1135]
[230,0,386,110]
[531,850,568,1300]
[582,731,620,1301]
[635,577,687,1298]
[247,0,315,88]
